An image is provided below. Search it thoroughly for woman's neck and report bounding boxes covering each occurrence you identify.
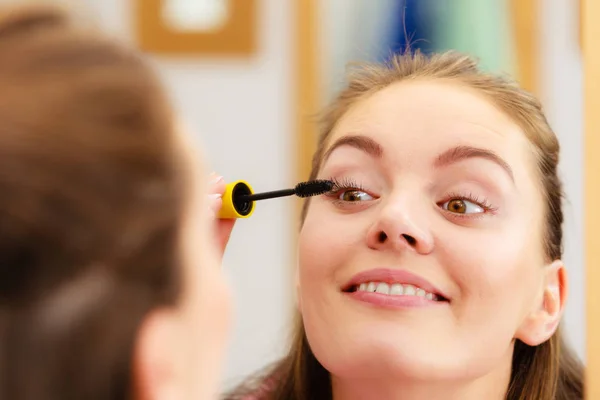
[330,363,512,400]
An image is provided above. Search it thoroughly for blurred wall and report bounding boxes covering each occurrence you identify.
[318,0,398,104]
[539,0,585,360]
[81,0,295,389]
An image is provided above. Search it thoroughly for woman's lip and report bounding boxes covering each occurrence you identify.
[342,268,449,300]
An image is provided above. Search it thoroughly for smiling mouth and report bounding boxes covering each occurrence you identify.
[343,282,449,302]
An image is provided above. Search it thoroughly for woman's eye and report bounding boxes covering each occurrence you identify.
[339,190,373,202]
[441,198,484,214]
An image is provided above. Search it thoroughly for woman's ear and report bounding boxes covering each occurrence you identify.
[132,309,185,400]
[515,260,567,346]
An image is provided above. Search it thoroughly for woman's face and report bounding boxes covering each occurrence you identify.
[298,81,562,384]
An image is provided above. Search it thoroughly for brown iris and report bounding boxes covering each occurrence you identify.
[446,199,467,213]
[341,190,366,202]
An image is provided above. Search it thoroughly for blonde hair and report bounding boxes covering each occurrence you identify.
[228,50,584,400]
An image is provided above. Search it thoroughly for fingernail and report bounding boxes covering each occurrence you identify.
[208,193,222,200]
[210,175,224,184]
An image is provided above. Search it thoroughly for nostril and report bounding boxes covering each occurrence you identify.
[402,234,416,246]
[378,231,387,243]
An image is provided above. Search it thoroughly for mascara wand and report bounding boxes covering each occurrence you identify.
[218,179,334,219]
[240,180,334,201]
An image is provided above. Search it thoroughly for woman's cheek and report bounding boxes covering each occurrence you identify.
[300,204,366,287]
[436,224,540,305]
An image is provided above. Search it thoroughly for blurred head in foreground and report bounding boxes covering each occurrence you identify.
[0,4,231,400]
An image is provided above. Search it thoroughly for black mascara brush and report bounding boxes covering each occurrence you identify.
[218,179,334,219]
[240,179,334,201]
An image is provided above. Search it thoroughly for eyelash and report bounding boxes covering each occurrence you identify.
[328,177,364,193]
[325,177,371,204]
[439,191,498,217]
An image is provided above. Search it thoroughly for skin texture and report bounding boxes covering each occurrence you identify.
[296,80,567,399]
[134,127,233,400]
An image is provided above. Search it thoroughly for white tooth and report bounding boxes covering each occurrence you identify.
[425,292,434,300]
[404,285,416,296]
[390,283,404,295]
[375,282,390,295]
[366,282,377,292]
[416,288,426,297]
[358,283,367,291]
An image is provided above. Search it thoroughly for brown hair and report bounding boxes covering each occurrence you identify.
[0,5,187,400]
[226,51,584,399]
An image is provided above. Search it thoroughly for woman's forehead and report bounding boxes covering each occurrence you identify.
[333,80,519,136]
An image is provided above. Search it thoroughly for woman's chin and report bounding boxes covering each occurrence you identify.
[310,331,508,386]
[308,333,454,381]
[319,352,445,382]
[302,305,486,381]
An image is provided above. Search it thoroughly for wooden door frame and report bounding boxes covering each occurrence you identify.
[583,0,599,397]
[294,0,319,199]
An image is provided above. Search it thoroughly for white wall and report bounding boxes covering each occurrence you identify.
[80,0,295,389]
[318,0,398,104]
[540,0,585,360]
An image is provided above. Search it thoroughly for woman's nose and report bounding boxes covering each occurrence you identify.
[366,197,434,255]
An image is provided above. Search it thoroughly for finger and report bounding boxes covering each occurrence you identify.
[208,193,223,214]
[208,174,226,195]
[217,218,236,253]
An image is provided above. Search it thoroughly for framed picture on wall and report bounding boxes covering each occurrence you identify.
[134,0,256,56]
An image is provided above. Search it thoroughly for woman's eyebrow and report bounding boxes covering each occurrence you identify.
[434,145,514,182]
[322,135,383,162]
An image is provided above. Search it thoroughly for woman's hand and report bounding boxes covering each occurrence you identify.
[208,173,236,255]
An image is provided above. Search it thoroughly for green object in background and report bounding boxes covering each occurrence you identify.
[432,0,516,76]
